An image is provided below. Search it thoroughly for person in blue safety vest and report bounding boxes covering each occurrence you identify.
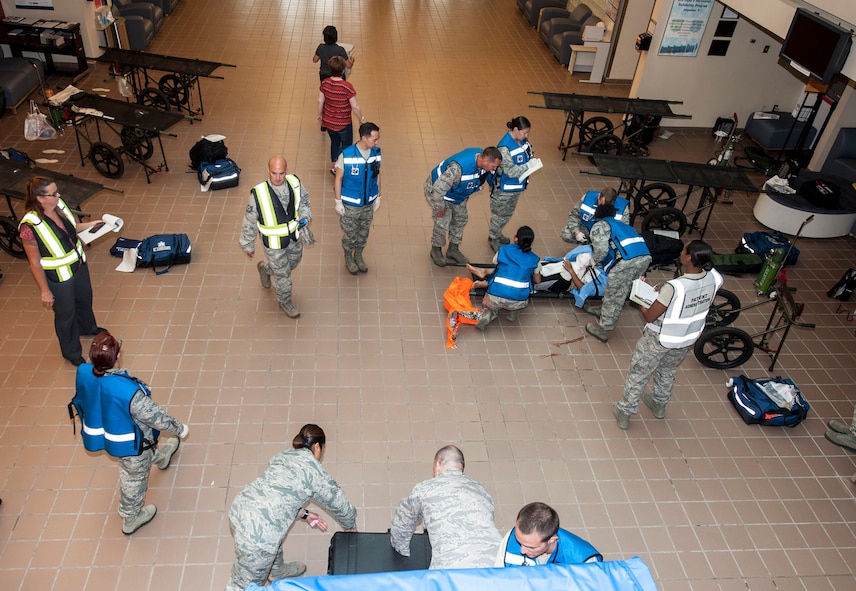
[584,203,652,343]
[466,225,540,331]
[334,121,382,275]
[496,502,603,567]
[560,187,629,245]
[71,332,189,534]
[424,147,502,267]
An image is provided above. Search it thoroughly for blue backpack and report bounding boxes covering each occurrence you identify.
[727,375,810,427]
[199,158,240,191]
[738,231,799,265]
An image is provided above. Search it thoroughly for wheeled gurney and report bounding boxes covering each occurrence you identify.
[528,92,691,160]
[94,47,236,116]
[60,92,187,183]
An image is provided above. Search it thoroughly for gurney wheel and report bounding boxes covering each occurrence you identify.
[585,134,622,164]
[706,289,741,328]
[694,327,754,369]
[632,183,677,222]
[641,207,686,236]
[580,116,614,147]
[158,74,190,107]
[90,142,125,179]
[120,126,155,160]
[0,217,25,259]
[138,87,171,112]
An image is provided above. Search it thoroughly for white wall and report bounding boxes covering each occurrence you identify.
[634,2,808,128]
[607,0,656,81]
[1,0,101,61]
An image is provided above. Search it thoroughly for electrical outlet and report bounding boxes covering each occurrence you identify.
[773,104,779,112]
[763,45,770,53]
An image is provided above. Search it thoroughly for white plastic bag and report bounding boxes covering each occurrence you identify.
[117,75,133,99]
[24,101,57,141]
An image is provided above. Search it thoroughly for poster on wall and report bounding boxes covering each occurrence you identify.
[658,0,715,57]
[15,0,54,9]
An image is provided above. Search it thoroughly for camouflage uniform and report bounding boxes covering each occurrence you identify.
[560,195,630,243]
[488,146,531,241]
[225,447,356,591]
[112,370,185,519]
[239,181,312,307]
[424,163,470,249]
[590,221,652,331]
[616,327,689,414]
[391,469,502,569]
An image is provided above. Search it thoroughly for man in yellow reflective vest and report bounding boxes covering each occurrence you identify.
[239,156,313,318]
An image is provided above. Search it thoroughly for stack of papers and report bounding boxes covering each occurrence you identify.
[78,214,123,245]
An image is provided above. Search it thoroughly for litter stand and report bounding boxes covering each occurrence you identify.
[62,92,187,183]
[528,92,691,160]
[583,154,759,239]
[94,47,236,117]
[0,158,121,258]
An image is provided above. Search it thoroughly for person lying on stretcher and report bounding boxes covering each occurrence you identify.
[532,245,606,308]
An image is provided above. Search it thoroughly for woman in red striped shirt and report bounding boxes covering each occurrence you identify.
[318,56,366,175]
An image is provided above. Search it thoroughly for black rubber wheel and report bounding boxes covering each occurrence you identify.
[585,134,622,164]
[0,217,25,258]
[580,116,614,147]
[706,289,741,328]
[641,207,687,235]
[120,126,154,160]
[694,327,754,369]
[158,74,190,107]
[138,87,171,112]
[633,183,678,222]
[89,142,125,179]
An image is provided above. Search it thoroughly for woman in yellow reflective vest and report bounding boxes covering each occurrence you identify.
[19,176,105,366]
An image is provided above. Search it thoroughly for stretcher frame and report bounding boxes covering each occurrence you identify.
[61,92,187,183]
[528,92,691,160]
[582,154,759,240]
[94,47,236,117]
[0,158,121,258]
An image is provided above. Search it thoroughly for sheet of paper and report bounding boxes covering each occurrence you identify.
[78,214,123,245]
[630,278,658,307]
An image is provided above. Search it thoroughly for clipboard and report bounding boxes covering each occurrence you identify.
[630,278,658,307]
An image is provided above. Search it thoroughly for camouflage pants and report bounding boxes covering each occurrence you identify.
[483,293,529,312]
[488,190,521,240]
[261,241,304,306]
[598,255,652,331]
[341,203,374,251]
[617,327,689,414]
[117,448,154,518]
[431,200,469,248]
[226,499,289,591]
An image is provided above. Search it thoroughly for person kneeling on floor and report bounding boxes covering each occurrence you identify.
[467,226,540,331]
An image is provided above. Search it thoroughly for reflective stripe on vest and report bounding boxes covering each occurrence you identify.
[654,270,723,348]
[580,192,629,231]
[497,132,531,192]
[20,199,84,282]
[254,176,301,249]
[431,148,484,203]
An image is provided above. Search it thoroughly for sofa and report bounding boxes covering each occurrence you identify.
[744,111,817,151]
[0,57,45,113]
[538,3,593,47]
[821,127,856,181]
[550,14,602,65]
[144,0,180,15]
[517,0,567,28]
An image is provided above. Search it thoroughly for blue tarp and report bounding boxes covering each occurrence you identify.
[253,557,658,591]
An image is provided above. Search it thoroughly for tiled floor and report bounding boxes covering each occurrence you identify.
[1,1,855,590]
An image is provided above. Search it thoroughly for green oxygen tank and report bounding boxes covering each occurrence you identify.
[755,247,786,293]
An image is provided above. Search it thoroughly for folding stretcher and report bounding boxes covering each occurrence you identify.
[583,154,760,239]
[60,92,187,183]
[0,158,120,258]
[93,47,236,117]
[327,531,431,575]
[528,92,691,160]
